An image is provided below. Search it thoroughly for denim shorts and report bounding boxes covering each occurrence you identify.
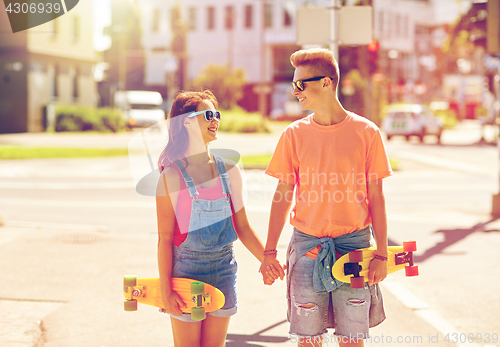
[170,245,238,322]
[289,254,371,338]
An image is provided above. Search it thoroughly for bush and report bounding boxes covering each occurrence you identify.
[434,109,459,129]
[55,105,126,132]
[191,65,245,110]
[219,107,271,133]
[96,108,127,132]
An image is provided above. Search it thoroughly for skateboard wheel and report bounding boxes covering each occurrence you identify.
[191,307,206,321]
[405,265,419,277]
[124,275,137,287]
[124,299,138,311]
[403,241,417,252]
[349,250,363,263]
[350,276,365,288]
[191,282,204,295]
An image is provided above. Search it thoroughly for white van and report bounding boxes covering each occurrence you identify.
[114,91,165,128]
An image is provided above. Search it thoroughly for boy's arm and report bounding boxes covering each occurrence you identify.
[367,178,389,286]
[259,181,295,282]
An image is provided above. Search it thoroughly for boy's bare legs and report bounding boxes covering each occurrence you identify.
[297,337,364,347]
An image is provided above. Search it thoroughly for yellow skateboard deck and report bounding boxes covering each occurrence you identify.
[331,241,419,288]
[123,276,225,320]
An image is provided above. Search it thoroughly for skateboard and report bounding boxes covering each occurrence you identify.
[331,241,419,288]
[123,275,225,321]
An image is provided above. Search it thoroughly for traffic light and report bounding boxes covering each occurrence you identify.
[367,40,379,75]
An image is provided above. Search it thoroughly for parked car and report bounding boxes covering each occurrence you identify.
[114,91,165,128]
[381,104,444,142]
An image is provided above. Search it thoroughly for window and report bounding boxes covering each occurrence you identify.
[403,15,409,38]
[264,3,273,28]
[283,9,292,27]
[207,7,215,30]
[152,9,160,32]
[52,64,59,98]
[225,6,234,30]
[73,67,79,99]
[188,7,196,30]
[51,18,59,39]
[273,46,298,82]
[378,11,384,35]
[283,2,294,27]
[244,5,253,29]
[72,16,80,42]
[395,13,401,38]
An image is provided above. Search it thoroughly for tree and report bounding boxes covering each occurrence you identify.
[191,65,246,110]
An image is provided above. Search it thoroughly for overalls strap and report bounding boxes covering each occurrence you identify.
[213,155,231,196]
[174,160,199,198]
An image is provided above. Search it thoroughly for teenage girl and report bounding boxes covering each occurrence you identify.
[156,90,272,347]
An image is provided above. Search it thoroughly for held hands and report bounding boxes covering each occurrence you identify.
[160,290,186,315]
[368,256,388,286]
[259,250,286,285]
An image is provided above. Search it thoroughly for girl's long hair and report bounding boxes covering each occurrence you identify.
[157,90,218,172]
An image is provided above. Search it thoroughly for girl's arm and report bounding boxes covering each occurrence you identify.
[226,162,264,260]
[226,162,274,283]
[156,167,186,315]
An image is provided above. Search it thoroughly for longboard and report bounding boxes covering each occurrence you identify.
[123,275,225,320]
[332,241,419,288]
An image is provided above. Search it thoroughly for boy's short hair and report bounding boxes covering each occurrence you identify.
[290,48,340,90]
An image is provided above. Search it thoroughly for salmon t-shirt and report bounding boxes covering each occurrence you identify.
[265,113,392,256]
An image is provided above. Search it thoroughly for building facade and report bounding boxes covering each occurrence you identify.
[0,1,97,133]
[137,0,467,115]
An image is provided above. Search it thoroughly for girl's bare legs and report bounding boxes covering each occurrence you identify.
[171,315,231,347]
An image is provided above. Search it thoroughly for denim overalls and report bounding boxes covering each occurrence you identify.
[170,154,239,321]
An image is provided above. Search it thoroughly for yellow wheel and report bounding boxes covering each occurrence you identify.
[124,275,137,287]
[124,300,138,311]
[191,307,206,320]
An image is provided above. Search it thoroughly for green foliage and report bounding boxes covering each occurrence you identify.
[0,146,128,159]
[191,65,246,110]
[434,109,459,129]
[55,105,126,132]
[219,107,271,133]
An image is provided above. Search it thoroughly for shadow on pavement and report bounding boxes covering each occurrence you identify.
[226,320,289,346]
[414,217,500,263]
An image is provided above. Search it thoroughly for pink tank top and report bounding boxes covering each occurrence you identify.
[172,166,225,247]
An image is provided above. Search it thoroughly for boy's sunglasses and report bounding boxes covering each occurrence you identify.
[291,76,327,92]
[187,110,221,122]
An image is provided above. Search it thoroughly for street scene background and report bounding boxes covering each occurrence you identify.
[1,0,500,346]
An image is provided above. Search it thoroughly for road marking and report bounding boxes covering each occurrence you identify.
[382,281,482,347]
[0,198,154,208]
[381,281,428,309]
[3,220,110,233]
[0,181,134,189]
[394,151,490,176]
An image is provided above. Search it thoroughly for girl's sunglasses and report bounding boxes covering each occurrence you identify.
[291,76,327,92]
[187,110,221,122]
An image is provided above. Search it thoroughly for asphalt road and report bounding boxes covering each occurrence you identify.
[0,120,499,347]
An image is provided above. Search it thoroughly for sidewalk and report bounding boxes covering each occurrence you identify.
[1,123,490,347]
[0,221,456,347]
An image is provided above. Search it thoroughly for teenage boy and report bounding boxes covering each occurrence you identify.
[260,48,393,347]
